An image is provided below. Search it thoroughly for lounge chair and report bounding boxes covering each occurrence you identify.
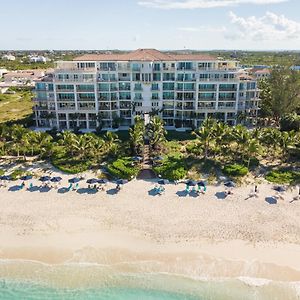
[67,183,73,191]
[27,183,33,191]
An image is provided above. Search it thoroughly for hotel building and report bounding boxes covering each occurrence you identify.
[34,49,260,130]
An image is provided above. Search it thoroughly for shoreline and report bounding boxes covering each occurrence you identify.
[0,173,300,286]
[1,232,300,282]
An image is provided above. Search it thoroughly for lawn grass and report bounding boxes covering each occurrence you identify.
[166,130,195,141]
[0,91,34,123]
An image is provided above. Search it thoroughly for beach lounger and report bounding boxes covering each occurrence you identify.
[67,183,73,191]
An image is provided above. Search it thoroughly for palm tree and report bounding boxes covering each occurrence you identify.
[279,130,297,158]
[192,118,216,160]
[129,116,145,155]
[10,125,27,157]
[90,136,105,162]
[147,116,166,151]
[58,131,78,156]
[104,131,120,155]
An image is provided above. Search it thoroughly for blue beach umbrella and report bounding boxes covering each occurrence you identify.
[132,156,143,162]
[68,177,81,183]
[224,181,235,188]
[86,178,98,184]
[97,179,108,184]
[186,180,197,187]
[197,181,206,187]
[116,179,128,185]
[39,176,51,182]
[153,156,164,161]
[158,179,169,185]
[50,176,62,182]
[0,175,11,181]
[274,185,286,192]
[20,175,33,181]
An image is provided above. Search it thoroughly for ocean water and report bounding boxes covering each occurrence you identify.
[0,260,299,300]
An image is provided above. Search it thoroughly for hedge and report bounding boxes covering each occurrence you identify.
[266,170,300,185]
[107,158,139,180]
[223,164,248,177]
[153,156,188,181]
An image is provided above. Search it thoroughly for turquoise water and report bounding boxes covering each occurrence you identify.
[0,281,199,300]
[0,260,299,300]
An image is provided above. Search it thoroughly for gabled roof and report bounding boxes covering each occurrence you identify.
[73,48,215,62]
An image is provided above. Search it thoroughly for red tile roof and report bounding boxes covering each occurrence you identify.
[74,49,215,62]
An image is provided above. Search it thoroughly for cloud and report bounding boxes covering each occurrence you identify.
[227,11,300,41]
[138,0,288,9]
[178,26,226,32]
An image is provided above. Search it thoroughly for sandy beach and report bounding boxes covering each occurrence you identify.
[0,162,300,290]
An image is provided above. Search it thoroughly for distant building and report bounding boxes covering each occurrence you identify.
[0,68,8,78]
[29,56,49,63]
[251,68,271,80]
[1,54,16,61]
[33,48,260,130]
[3,70,47,87]
[290,66,300,71]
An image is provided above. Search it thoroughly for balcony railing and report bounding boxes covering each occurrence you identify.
[219,98,236,101]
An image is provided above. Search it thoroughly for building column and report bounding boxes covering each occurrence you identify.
[66,113,70,130]
[86,113,89,129]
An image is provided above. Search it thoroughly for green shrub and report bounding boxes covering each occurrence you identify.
[107,158,139,180]
[10,169,25,180]
[266,170,300,185]
[52,157,91,174]
[153,156,188,180]
[223,164,248,177]
[0,169,4,176]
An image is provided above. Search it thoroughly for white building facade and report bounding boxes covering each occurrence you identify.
[34,49,260,130]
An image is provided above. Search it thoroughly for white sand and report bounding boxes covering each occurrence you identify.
[0,163,300,281]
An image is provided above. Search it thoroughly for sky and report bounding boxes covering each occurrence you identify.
[0,0,299,50]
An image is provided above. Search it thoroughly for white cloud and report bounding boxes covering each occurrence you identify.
[178,26,226,32]
[227,11,300,41]
[138,0,288,9]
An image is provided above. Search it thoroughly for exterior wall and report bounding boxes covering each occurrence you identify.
[34,59,260,130]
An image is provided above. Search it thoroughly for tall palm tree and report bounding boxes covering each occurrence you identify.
[10,125,27,157]
[147,116,166,151]
[129,116,145,155]
[104,131,120,155]
[58,131,78,156]
[192,118,216,160]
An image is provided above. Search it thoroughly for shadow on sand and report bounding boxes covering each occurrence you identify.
[106,188,119,195]
[215,191,227,200]
[265,196,277,205]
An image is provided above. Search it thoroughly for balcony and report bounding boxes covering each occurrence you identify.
[198,97,216,101]
[198,106,215,110]
[218,105,236,110]
[219,98,236,102]
[118,77,131,82]
[219,87,237,91]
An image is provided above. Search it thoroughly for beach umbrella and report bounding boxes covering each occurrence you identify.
[132,156,143,162]
[197,181,206,187]
[97,179,108,184]
[50,176,62,182]
[86,178,98,184]
[153,156,164,161]
[20,175,33,181]
[186,180,197,186]
[68,177,81,183]
[224,181,235,188]
[116,179,128,185]
[274,185,286,192]
[158,179,169,185]
[39,176,51,182]
[0,175,11,181]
